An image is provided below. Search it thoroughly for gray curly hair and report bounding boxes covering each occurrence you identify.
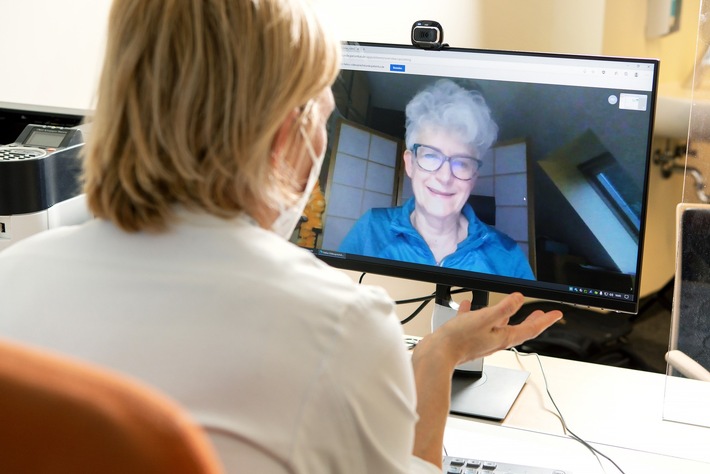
[404,79,498,157]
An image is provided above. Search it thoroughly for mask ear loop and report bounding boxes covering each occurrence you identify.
[270,102,323,239]
[296,99,323,191]
[298,125,318,163]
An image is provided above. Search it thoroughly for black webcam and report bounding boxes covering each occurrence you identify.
[411,20,446,50]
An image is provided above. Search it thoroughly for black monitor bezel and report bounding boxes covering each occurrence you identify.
[312,41,659,315]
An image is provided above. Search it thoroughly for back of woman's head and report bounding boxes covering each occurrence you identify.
[404,79,498,157]
[84,0,341,232]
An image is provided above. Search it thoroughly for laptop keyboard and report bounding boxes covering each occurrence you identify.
[443,455,568,473]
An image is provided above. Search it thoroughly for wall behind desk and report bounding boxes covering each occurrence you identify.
[0,0,111,112]
[0,0,607,115]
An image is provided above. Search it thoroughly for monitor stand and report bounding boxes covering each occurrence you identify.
[432,284,529,421]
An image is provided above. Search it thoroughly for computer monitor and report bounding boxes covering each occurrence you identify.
[294,42,659,419]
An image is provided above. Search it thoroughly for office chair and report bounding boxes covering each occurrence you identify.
[0,338,224,474]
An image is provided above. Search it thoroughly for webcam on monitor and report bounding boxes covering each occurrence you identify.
[411,20,446,50]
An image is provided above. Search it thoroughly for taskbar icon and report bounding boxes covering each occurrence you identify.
[568,286,632,300]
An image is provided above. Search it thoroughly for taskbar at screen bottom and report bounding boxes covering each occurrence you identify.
[310,249,638,314]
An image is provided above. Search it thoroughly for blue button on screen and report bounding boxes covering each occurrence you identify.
[390,64,406,72]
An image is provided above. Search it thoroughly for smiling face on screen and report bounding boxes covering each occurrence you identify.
[403,127,479,222]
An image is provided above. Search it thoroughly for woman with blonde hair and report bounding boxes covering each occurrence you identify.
[0,0,560,472]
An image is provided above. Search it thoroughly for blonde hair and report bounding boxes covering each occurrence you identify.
[83,0,341,232]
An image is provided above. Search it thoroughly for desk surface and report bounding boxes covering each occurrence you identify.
[444,350,710,473]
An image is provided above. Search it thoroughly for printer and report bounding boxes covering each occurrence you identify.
[0,123,91,251]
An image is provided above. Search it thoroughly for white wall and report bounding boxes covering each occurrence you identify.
[0,0,606,115]
[0,0,112,113]
[316,0,605,53]
[315,0,480,48]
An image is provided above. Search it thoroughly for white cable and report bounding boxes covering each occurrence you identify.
[510,348,627,474]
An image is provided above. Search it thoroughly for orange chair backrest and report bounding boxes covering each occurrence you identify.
[0,338,223,474]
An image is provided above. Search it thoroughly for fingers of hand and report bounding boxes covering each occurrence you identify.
[526,309,563,335]
[457,299,472,315]
[446,295,562,357]
[505,309,563,348]
[478,292,525,327]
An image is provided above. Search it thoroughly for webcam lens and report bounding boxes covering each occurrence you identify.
[414,28,436,42]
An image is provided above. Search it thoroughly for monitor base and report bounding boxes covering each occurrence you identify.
[450,365,529,421]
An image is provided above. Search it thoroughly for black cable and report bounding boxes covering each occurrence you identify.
[399,298,432,325]
[395,287,469,306]
[357,273,470,325]
[396,293,435,305]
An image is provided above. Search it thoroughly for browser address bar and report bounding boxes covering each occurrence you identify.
[344,52,584,75]
[340,52,655,91]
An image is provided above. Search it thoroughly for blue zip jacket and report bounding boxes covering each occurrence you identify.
[338,197,535,280]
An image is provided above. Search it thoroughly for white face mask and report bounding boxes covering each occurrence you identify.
[271,126,324,240]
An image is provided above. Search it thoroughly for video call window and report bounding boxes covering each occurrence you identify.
[293,44,657,312]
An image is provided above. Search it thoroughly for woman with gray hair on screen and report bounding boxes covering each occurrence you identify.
[340,78,535,279]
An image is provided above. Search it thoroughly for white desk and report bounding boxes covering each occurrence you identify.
[444,350,710,473]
